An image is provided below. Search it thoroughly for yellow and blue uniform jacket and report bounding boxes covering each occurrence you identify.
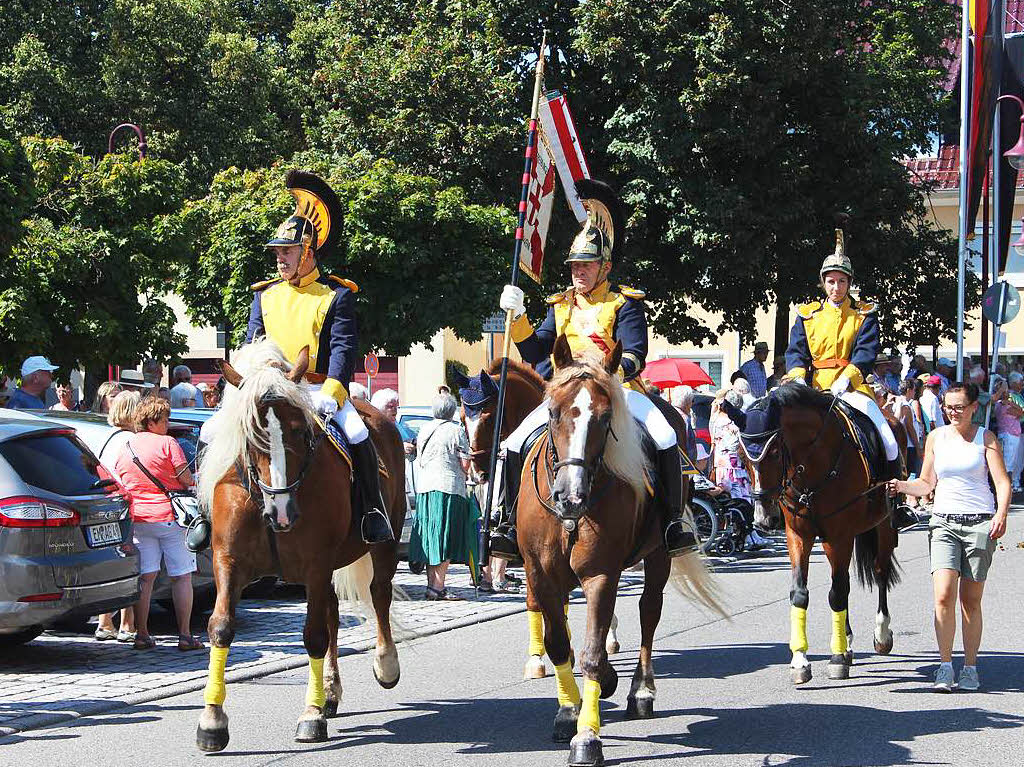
[246,268,358,406]
[785,296,880,397]
[509,281,647,390]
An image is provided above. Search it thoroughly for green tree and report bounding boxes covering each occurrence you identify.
[575,0,969,352]
[0,121,33,259]
[0,138,188,376]
[173,154,514,355]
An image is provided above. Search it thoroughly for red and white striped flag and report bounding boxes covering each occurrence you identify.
[540,90,592,223]
[519,132,557,283]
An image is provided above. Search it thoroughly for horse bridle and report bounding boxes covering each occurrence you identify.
[245,398,324,506]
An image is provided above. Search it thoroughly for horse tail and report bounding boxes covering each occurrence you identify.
[669,551,729,619]
[853,527,902,591]
[333,553,375,615]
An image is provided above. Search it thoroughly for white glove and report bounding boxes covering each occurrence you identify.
[499,284,526,318]
[830,374,851,397]
[312,390,339,420]
[791,376,807,386]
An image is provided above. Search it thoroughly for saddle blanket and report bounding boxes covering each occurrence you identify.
[320,415,389,478]
[835,402,885,484]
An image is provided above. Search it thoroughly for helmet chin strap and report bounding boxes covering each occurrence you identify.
[287,242,315,285]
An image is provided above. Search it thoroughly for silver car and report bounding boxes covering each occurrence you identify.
[12,409,216,612]
[0,416,140,647]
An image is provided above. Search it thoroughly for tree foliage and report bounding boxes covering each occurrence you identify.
[0,138,188,375]
[173,155,514,354]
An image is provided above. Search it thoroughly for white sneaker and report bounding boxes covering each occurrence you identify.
[958,665,980,691]
[934,664,955,692]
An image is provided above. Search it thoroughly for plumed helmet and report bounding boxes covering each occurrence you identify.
[819,213,853,281]
[566,179,625,264]
[266,170,344,259]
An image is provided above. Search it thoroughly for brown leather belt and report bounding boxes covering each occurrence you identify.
[812,358,850,370]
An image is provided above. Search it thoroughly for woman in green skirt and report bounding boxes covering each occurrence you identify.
[410,393,476,600]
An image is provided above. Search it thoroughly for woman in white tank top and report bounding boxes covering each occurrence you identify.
[889,382,1010,692]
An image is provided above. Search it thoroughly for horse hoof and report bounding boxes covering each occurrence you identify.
[827,656,850,680]
[626,696,655,719]
[844,650,855,666]
[874,636,894,655]
[790,665,812,685]
[295,717,328,743]
[374,666,400,690]
[568,731,604,767]
[598,668,618,700]
[524,655,548,680]
[605,640,620,655]
[196,725,229,753]
[323,699,339,718]
[552,705,579,742]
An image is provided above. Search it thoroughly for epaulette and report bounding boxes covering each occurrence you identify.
[854,301,876,315]
[546,289,571,305]
[796,301,822,320]
[327,275,360,293]
[251,277,283,291]
[617,285,645,300]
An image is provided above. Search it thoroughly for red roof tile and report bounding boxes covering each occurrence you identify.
[904,144,1024,189]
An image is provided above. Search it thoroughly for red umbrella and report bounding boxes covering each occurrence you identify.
[643,357,715,389]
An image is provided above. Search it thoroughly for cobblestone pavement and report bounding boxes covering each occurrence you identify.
[0,565,536,737]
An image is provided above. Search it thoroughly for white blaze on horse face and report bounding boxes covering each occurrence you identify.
[566,385,593,502]
[265,408,290,529]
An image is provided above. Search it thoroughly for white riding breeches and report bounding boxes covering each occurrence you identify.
[503,389,677,454]
[198,387,368,445]
[841,391,899,461]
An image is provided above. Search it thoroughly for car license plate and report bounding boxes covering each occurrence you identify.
[86,522,122,547]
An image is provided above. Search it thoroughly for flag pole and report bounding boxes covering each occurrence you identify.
[957,0,972,381]
[478,30,548,573]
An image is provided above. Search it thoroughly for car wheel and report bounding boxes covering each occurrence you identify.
[0,626,44,648]
[408,561,425,575]
[242,575,279,599]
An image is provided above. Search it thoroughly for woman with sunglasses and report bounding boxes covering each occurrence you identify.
[888,382,1010,692]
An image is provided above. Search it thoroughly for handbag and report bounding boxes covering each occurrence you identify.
[127,442,210,551]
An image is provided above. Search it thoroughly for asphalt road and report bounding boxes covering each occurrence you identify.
[2,517,1023,767]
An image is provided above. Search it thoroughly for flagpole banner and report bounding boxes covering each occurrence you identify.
[520,129,557,283]
[966,0,1002,231]
[540,90,592,222]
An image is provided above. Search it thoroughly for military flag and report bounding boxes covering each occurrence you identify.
[540,90,592,223]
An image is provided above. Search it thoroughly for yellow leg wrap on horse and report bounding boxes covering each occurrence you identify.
[554,661,581,707]
[306,656,326,709]
[831,609,849,655]
[577,679,601,735]
[789,606,809,654]
[528,610,546,658]
[563,603,572,643]
[204,646,229,706]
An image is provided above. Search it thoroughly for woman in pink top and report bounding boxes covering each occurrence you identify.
[114,397,203,651]
[992,375,1022,492]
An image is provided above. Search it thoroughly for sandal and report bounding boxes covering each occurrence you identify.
[94,627,118,641]
[178,635,205,651]
[133,635,157,651]
[477,579,494,593]
[424,586,444,601]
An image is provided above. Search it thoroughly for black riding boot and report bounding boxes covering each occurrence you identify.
[658,447,700,557]
[350,439,395,544]
[489,449,523,561]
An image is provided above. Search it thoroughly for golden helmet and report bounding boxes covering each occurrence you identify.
[266,170,343,259]
[566,179,625,264]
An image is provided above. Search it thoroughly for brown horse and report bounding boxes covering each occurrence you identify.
[194,339,406,751]
[739,383,902,685]
[457,358,624,678]
[517,336,723,767]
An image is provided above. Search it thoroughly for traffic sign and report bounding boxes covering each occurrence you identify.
[982,281,1021,326]
[364,352,380,378]
[482,312,506,334]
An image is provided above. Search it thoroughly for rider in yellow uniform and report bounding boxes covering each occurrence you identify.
[784,222,915,529]
[246,170,393,544]
[491,179,698,558]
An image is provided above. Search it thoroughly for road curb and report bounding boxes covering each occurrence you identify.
[0,599,528,740]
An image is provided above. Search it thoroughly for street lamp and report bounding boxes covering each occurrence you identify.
[998,95,1024,171]
[107,123,147,160]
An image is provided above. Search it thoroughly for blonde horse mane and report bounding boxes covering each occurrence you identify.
[197,338,315,509]
[548,355,649,498]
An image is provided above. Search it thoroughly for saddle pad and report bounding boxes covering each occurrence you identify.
[834,403,883,484]
[321,416,354,473]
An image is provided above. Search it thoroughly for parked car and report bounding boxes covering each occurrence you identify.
[11,409,215,612]
[0,415,140,647]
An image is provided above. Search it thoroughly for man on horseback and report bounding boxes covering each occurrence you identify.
[246,170,393,544]
[783,219,916,530]
[491,179,698,558]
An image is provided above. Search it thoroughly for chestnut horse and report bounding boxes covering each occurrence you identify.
[457,359,625,678]
[194,339,406,751]
[518,337,724,767]
[739,383,902,685]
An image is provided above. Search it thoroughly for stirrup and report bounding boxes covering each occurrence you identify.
[361,507,394,544]
[489,524,520,562]
[665,518,700,557]
[892,504,919,532]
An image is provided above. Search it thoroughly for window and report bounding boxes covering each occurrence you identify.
[0,433,110,496]
[704,361,723,389]
[216,323,227,349]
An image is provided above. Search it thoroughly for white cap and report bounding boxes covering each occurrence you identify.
[21,356,58,377]
[195,382,210,392]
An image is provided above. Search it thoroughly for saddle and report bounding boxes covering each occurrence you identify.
[320,415,389,479]
[833,401,886,484]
